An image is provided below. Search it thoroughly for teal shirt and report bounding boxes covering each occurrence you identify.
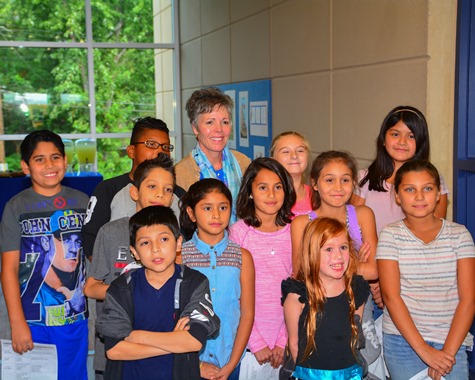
[181,231,243,368]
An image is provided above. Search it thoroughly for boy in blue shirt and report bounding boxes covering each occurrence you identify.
[0,130,89,380]
[84,154,178,378]
[96,206,220,379]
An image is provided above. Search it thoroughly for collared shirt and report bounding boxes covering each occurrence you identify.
[181,231,243,368]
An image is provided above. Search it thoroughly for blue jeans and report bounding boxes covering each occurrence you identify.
[383,333,469,380]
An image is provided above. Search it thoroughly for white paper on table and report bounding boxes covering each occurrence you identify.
[408,368,446,380]
[1,339,57,380]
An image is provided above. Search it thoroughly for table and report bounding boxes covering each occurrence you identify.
[0,173,103,220]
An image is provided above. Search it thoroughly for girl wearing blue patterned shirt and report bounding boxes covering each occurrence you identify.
[180,178,255,380]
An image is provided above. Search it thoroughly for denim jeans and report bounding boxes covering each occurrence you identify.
[383,333,469,380]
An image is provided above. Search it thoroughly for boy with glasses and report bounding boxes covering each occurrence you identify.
[82,117,184,261]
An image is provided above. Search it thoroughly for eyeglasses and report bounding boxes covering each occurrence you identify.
[132,139,174,152]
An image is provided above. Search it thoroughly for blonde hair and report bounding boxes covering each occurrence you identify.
[295,217,359,362]
[270,131,310,158]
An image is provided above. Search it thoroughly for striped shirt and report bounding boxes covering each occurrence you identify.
[377,219,475,346]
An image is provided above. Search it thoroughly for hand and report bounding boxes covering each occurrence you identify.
[200,362,220,379]
[254,346,273,365]
[270,346,284,368]
[369,281,384,308]
[416,344,455,378]
[11,321,34,355]
[212,363,234,379]
[126,317,190,345]
[357,241,371,263]
[124,330,146,344]
[174,317,190,331]
[428,367,444,380]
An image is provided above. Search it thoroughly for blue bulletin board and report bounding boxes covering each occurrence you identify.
[216,79,272,159]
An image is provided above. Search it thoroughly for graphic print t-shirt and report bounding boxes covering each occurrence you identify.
[0,187,89,326]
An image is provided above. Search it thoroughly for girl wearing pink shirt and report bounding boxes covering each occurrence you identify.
[230,157,296,379]
[352,105,449,234]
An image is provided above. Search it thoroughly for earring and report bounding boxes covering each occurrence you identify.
[249,194,253,199]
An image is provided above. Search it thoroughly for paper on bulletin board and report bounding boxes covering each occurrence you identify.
[238,91,249,147]
[215,79,272,158]
[250,101,269,137]
[225,90,236,149]
[253,145,266,159]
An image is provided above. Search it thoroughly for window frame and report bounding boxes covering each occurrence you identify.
[0,0,182,161]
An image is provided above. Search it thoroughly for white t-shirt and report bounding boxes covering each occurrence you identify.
[376,219,475,346]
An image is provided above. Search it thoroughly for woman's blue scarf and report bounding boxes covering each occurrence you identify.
[192,144,243,225]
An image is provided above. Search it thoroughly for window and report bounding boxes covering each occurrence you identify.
[0,0,181,178]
